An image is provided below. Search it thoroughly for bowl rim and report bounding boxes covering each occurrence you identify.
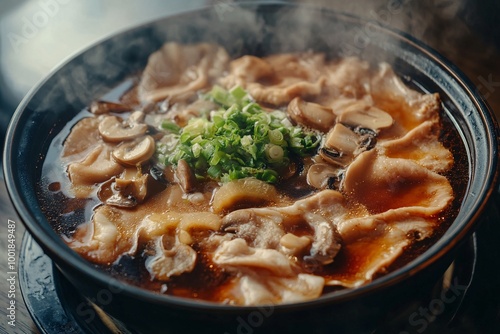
[3,1,499,313]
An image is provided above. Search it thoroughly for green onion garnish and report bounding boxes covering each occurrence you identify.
[157,86,321,183]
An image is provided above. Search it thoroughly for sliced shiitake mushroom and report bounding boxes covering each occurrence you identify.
[287,97,336,132]
[112,135,155,166]
[324,123,359,153]
[175,160,198,194]
[150,165,169,185]
[90,101,131,115]
[107,174,150,208]
[306,163,342,190]
[98,112,148,143]
[337,103,393,131]
[100,168,166,208]
[354,127,378,153]
[128,110,146,123]
[320,124,359,166]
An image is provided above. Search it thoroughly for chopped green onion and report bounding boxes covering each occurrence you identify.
[156,86,321,183]
[229,85,247,100]
[268,129,285,145]
[161,121,181,134]
[265,144,284,162]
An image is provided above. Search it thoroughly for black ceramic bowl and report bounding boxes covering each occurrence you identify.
[3,3,499,333]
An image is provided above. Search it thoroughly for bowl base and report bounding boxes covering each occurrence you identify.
[20,198,500,334]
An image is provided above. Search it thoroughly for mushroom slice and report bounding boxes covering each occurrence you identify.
[287,97,336,132]
[319,124,359,167]
[105,193,136,208]
[107,175,148,208]
[337,103,393,131]
[98,114,148,143]
[149,165,170,185]
[128,110,146,123]
[354,127,378,153]
[324,124,359,152]
[112,135,155,166]
[99,166,166,208]
[306,163,343,190]
[175,159,198,193]
[90,101,130,115]
[107,172,152,208]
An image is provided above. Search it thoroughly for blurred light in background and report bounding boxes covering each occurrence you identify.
[1,0,498,158]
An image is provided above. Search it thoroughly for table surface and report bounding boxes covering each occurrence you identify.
[0,1,499,333]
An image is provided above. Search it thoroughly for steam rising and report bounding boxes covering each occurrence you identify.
[28,1,499,120]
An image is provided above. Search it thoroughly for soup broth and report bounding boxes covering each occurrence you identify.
[37,43,468,305]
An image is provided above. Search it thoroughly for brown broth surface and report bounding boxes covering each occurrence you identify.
[36,56,469,304]
[37,111,468,302]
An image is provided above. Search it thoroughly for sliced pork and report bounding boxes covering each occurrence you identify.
[51,44,461,306]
